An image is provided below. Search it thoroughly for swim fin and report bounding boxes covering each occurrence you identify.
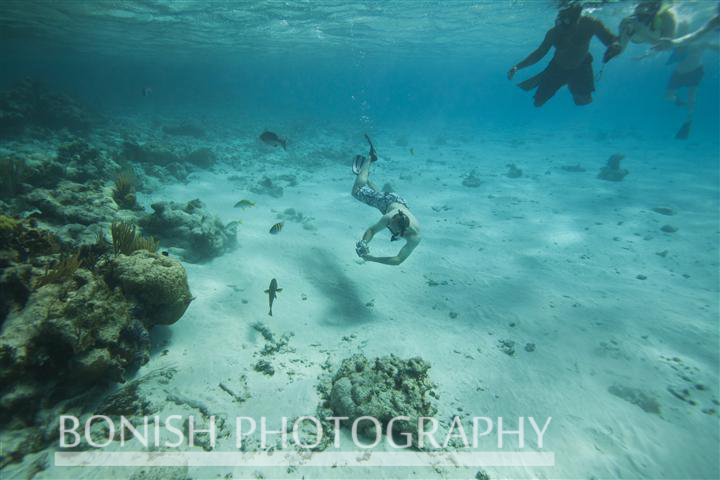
[675,120,691,140]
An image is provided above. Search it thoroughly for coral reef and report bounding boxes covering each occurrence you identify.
[139,198,237,262]
[251,176,284,198]
[598,153,629,182]
[101,250,192,328]
[23,180,120,227]
[162,124,206,139]
[0,221,190,428]
[317,354,437,447]
[118,141,189,182]
[111,222,158,255]
[185,147,216,168]
[462,170,483,188]
[0,155,28,199]
[0,79,99,138]
[506,163,523,178]
[112,170,138,210]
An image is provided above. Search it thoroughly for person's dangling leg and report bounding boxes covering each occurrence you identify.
[352,155,372,196]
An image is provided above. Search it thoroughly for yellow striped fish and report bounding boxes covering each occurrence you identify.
[269,222,284,234]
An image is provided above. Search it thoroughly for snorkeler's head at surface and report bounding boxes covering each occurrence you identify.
[556,2,583,28]
[634,0,664,24]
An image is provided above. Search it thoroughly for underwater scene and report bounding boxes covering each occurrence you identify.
[0,1,719,479]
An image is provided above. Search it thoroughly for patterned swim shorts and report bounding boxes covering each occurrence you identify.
[353,185,409,214]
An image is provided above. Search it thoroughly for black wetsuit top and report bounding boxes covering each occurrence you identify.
[518,17,618,70]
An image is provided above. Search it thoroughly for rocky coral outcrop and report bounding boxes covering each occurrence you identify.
[101,250,192,328]
[0,79,99,138]
[317,354,438,446]
[139,198,237,262]
[185,147,216,168]
[0,220,191,426]
[22,180,121,227]
[598,153,629,182]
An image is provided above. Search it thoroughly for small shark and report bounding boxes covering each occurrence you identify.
[264,278,282,316]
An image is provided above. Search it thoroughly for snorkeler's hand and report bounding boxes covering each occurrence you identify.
[603,43,621,63]
[652,38,674,51]
[507,65,518,80]
[356,240,369,258]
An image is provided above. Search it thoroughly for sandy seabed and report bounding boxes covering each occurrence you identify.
[10,119,719,480]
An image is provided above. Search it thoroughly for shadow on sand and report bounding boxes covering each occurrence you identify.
[297,247,373,325]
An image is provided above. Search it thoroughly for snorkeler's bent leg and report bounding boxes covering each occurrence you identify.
[573,93,592,106]
[352,157,371,195]
[570,59,594,106]
[687,86,697,121]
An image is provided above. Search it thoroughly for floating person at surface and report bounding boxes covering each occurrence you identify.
[617,0,678,54]
[351,135,420,266]
[507,2,621,107]
[656,11,720,139]
[660,8,720,48]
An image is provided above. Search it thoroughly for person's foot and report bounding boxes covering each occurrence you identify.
[352,155,366,175]
[675,120,692,140]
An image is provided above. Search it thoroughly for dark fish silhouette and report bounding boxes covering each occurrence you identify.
[234,199,255,209]
[260,131,287,150]
[142,87,153,97]
[264,278,282,316]
[269,222,284,234]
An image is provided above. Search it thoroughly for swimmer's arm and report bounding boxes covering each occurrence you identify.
[593,18,621,62]
[671,18,720,48]
[361,216,390,244]
[516,29,554,69]
[363,236,420,266]
[592,18,618,47]
[618,17,635,51]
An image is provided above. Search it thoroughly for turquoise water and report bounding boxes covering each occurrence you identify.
[0,1,719,479]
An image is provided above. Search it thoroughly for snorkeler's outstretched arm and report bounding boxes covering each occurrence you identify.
[363,235,420,266]
[509,29,554,79]
[593,19,621,62]
[665,16,720,48]
[361,216,390,244]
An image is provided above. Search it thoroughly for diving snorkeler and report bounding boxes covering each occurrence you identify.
[508,2,621,107]
[351,134,420,266]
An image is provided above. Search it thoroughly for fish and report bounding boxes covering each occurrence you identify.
[234,199,255,209]
[269,222,284,234]
[260,131,287,150]
[142,87,153,97]
[226,220,242,230]
[409,148,415,156]
[264,278,282,316]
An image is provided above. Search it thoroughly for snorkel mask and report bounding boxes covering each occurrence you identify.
[389,211,409,242]
[634,1,663,25]
[556,3,582,28]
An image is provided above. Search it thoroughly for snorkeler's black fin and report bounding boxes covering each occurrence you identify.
[675,120,691,140]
